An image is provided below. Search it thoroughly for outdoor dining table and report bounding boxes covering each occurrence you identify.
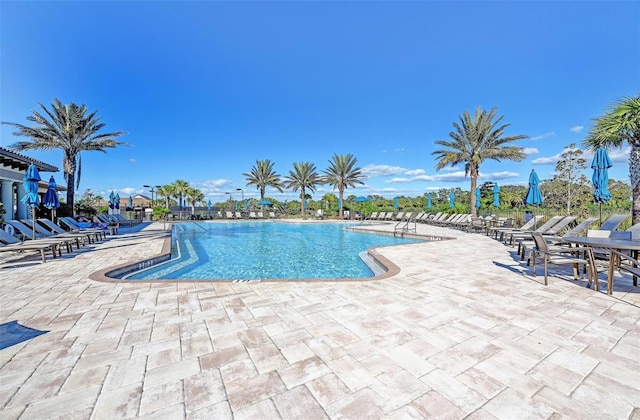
[562,236,640,294]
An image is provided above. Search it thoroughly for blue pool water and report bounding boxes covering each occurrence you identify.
[126,222,422,280]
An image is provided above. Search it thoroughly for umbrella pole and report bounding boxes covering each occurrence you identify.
[32,208,36,240]
[599,203,602,225]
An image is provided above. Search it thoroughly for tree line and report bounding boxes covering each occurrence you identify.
[3,94,639,222]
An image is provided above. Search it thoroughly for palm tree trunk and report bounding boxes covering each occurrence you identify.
[633,186,640,225]
[339,188,344,219]
[64,153,77,216]
[631,144,640,225]
[470,167,479,218]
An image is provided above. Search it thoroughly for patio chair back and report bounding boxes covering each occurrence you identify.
[625,223,640,239]
[543,216,577,236]
[563,217,598,237]
[532,215,564,233]
[518,215,545,231]
[0,229,22,245]
[599,214,630,231]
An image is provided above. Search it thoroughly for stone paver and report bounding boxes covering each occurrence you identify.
[1,220,639,419]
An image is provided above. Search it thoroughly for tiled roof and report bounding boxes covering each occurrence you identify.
[0,146,59,172]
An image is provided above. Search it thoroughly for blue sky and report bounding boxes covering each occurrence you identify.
[1,1,638,203]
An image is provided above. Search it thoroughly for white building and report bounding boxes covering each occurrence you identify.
[0,146,60,221]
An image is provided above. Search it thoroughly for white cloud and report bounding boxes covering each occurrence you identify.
[412,175,435,181]
[530,132,555,141]
[384,170,519,184]
[387,177,412,183]
[394,147,404,152]
[608,146,630,164]
[118,187,138,195]
[531,153,561,165]
[570,125,584,133]
[404,169,425,176]
[129,158,137,163]
[361,164,406,177]
[522,147,539,156]
[200,179,233,188]
[194,179,234,197]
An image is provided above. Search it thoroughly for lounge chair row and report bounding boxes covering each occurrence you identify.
[224,211,278,219]
[0,218,112,263]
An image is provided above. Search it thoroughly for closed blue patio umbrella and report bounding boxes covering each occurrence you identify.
[449,192,455,209]
[43,176,60,221]
[393,197,399,210]
[592,147,612,224]
[114,193,121,215]
[493,183,500,207]
[108,191,115,215]
[525,169,543,229]
[22,164,41,239]
[475,188,481,209]
[128,195,133,209]
[207,200,212,211]
[427,193,432,209]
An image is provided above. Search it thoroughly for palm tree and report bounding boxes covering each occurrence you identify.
[243,159,284,199]
[157,184,177,209]
[173,180,190,214]
[432,106,528,217]
[284,161,322,213]
[2,99,127,214]
[185,187,204,216]
[584,94,640,224]
[323,153,364,218]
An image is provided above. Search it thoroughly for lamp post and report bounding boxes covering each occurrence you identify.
[225,191,232,209]
[144,185,162,207]
[236,188,244,214]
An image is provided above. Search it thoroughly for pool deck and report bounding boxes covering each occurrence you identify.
[1,220,639,419]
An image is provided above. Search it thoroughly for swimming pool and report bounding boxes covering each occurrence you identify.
[125,221,422,281]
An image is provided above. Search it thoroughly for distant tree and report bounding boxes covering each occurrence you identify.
[553,143,588,214]
[321,193,338,211]
[3,99,128,215]
[499,184,528,208]
[284,161,322,213]
[157,184,177,209]
[584,94,640,223]
[185,187,204,216]
[75,189,101,215]
[173,180,190,211]
[608,179,633,210]
[323,153,364,218]
[243,159,284,199]
[432,106,528,217]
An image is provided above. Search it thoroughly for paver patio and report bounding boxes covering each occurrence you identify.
[1,221,639,419]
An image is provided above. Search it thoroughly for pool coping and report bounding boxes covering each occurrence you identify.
[88,221,455,283]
